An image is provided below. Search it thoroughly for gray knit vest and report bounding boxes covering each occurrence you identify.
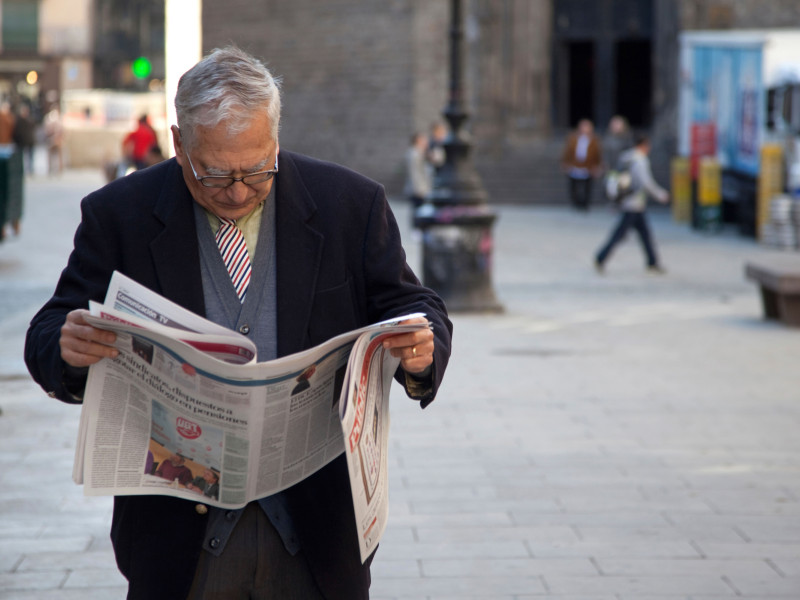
[192,189,278,361]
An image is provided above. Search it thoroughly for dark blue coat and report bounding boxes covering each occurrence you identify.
[25,151,452,600]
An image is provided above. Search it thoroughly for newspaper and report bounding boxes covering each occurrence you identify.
[73,271,428,562]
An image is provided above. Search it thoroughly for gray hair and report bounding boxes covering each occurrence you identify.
[175,46,282,150]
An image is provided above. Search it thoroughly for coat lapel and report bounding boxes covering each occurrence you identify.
[274,152,323,357]
[149,160,206,315]
[144,154,324,351]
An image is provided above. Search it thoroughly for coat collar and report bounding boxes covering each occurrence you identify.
[274,151,324,356]
[148,153,325,358]
[150,159,206,315]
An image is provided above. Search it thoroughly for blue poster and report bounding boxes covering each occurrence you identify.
[691,44,762,176]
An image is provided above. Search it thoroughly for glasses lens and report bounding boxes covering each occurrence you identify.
[200,177,235,188]
[241,171,276,185]
[197,169,277,188]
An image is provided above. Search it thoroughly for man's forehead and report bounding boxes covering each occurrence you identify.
[187,116,277,169]
[200,150,276,174]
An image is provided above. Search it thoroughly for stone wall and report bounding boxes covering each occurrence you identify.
[471,0,553,151]
[203,0,450,194]
[201,0,552,194]
[198,0,800,202]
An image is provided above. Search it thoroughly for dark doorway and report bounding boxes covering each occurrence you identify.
[567,41,595,126]
[614,40,652,127]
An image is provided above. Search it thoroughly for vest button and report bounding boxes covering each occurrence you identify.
[239,324,250,335]
[195,503,208,515]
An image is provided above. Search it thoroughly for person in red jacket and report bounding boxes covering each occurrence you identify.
[122,114,157,170]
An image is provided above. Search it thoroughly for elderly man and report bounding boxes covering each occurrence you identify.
[25,46,452,600]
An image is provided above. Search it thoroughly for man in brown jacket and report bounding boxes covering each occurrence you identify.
[561,118,602,211]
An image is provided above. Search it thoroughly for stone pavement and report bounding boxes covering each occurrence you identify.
[0,170,798,599]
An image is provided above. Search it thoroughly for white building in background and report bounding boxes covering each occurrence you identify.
[0,0,93,111]
[0,0,168,168]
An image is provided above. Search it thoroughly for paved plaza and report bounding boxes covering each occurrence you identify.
[0,169,798,599]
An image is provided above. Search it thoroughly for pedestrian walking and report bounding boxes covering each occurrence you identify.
[43,105,63,175]
[426,120,447,172]
[595,133,670,274]
[561,118,602,211]
[122,114,158,171]
[12,104,37,175]
[24,45,452,600]
[0,101,15,145]
[601,115,633,182]
[404,131,433,212]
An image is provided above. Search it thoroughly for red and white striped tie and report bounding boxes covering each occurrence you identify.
[215,217,251,302]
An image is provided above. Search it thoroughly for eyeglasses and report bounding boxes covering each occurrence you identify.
[185,151,278,188]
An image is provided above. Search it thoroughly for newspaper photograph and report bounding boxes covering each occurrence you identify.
[73,271,427,561]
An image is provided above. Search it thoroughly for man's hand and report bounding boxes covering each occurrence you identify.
[381,316,434,376]
[60,309,119,368]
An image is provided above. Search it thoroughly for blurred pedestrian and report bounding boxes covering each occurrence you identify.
[594,133,670,274]
[0,102,15,145]
[13,104,37,175]
[122,114,158,171]
[143,142,166,168]
[44,106,63,175]
[426,120,447,172]
[561,118,602,211]
[405,131,432,212]
[602,115,633,177]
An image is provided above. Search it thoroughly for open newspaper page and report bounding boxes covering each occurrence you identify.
[72,271,258,486]
[74,271,427,516]
[339,326,417,563]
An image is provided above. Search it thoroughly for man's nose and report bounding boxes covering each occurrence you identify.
[227,180,250,202]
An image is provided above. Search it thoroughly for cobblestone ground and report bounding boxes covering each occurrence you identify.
[0,170,798,599]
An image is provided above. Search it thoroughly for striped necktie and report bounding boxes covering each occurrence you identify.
[215,217,251,302]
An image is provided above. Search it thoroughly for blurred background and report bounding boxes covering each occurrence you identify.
[2,4,800,597]
[2,0,800,237]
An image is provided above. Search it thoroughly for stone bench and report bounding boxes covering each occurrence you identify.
[745,256,800,326]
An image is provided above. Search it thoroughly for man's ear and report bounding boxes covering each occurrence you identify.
[171,125,184,164]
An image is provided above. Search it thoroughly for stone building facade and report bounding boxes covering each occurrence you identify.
[9,0,799,199]
[203,0,800,202]
[7,0,799,189]
[114,0,800,203]
[203,0,451,194]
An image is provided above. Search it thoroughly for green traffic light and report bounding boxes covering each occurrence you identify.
[132,57,152,79]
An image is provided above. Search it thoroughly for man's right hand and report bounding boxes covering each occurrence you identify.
[60,309,119,367]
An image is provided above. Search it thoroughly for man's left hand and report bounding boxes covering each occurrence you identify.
[382,316,434,376]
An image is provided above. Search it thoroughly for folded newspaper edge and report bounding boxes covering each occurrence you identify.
[73,270,428,563]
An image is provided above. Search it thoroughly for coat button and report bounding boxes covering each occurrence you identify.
[225,511,237,521]
[239,324,250,334]
[195,504,208,515]
[209,537,221,549]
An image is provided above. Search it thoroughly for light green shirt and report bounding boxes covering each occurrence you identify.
[205,202,263,256]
